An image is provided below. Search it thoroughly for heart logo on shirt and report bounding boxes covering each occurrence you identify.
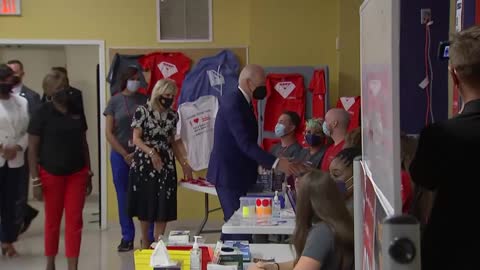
[274,81,296,98]
[158,62,178,78]
[369,80,382,97]
[193,118,199,123]
[340,97,356,111]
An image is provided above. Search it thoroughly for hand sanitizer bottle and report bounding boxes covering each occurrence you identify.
[190,236,202,270]
[272,191,281,219]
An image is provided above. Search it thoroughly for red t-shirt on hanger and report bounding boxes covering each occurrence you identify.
[139,52,191,108]
[336,96,361,131]
[309,69,327,119]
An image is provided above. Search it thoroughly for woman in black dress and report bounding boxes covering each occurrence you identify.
[128,79,192,248]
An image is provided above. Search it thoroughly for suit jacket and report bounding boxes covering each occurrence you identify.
[19,85,41,116]
[0,94,29,168]
[410,99,480,270]
[207,88,276,190]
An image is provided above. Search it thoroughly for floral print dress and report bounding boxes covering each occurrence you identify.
[127,104,178,222]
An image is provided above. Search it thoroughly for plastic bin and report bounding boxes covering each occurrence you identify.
[134,246,212,270]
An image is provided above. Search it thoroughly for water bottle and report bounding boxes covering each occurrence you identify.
[272,191,281,219]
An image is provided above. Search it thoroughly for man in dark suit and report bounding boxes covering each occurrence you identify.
[207,64,299,240]
[409,26,480,270]
[7,60,41,233]
[7,60,41,114]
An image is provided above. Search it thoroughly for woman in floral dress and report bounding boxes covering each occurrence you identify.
[128,79,192,248]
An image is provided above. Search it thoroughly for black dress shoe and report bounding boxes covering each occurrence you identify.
[19,206,39,234]
[117,240,134,252]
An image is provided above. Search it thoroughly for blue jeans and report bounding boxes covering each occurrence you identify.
[110,151,153,242]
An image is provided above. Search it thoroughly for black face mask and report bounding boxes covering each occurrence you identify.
[0,83,13,95]
[252,86,267,100]
[159,96,174,108]
[52,89,70,105]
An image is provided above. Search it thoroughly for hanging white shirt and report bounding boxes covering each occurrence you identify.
[176,95,219,171]
[0,94,29,168]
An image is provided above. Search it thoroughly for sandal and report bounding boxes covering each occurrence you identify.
[1,244,18,257]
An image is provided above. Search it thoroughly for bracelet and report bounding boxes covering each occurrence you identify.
[148,149,155,157]
[32,182,42,187]
[31,177,40,182]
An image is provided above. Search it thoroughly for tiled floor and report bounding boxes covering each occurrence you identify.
[0,200,222,270]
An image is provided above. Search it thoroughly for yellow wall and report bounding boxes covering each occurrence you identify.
[0,0,362,223]
[249,0,340,104]
[0,0,250,223]
[338,0,361,97]
[0,0,250,47]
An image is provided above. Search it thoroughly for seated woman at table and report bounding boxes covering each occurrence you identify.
[329,147,362,211]
[249,170,354,270]
[296,118,330,169]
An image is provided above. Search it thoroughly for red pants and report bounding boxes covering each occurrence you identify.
[40,166,88,258]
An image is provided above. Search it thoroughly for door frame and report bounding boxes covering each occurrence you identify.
[0,39,108,230]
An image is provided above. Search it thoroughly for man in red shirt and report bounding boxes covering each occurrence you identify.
[320,108,350,171]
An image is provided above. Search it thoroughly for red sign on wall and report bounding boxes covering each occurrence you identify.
[0,0,21,16]
[362,174,376,270]
[476,0,480,24]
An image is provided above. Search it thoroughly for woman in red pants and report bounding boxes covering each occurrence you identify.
[28,70,92,270]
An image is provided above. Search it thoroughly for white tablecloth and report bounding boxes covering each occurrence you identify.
[179,181,217,196]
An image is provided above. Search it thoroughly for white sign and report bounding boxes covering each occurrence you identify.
[360,0,402,215]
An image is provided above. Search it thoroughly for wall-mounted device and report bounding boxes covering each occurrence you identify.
[421,8,432,24]
[438,41,450,60]
[381,215,421,270]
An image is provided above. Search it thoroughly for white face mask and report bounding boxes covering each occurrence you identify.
[126,80,140,93]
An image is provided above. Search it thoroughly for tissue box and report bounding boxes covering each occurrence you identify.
[133,249,191,270]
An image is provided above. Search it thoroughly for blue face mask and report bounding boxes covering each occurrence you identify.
[305,134,323,146]
[322,121,331,137]
[275,123,287,137]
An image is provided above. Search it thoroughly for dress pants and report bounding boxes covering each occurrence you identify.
[0,163,21,243]
[110,151,154,242]
[40,166,88,258]
[216,186,252,241]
